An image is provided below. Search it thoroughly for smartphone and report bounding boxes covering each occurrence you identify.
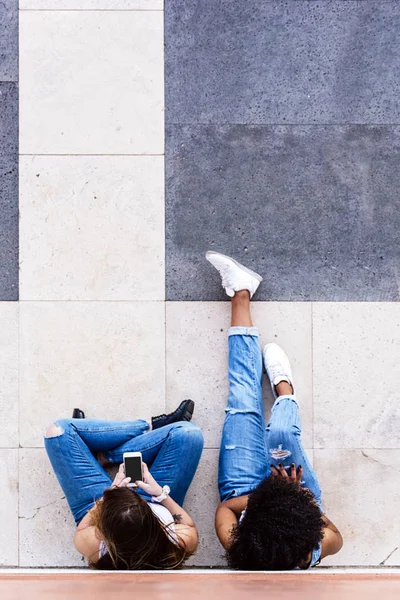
[123,452,143,488]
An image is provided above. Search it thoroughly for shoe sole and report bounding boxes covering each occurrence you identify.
[206,251,263,283]
[180,399,195,421]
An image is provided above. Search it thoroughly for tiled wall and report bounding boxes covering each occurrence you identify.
[0,0,399,569]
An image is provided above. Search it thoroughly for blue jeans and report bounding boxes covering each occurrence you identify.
[45,418,204,525]
[218,327,322,509]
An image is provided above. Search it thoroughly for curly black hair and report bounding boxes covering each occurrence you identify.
[226,475,324,570]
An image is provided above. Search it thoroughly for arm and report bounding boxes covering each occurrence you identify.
[74,464,132,562]
[319,515,344,560]
[215,495,249,549]
[74,505,102,561]
[136,463,199,554]
[159,495,198,554]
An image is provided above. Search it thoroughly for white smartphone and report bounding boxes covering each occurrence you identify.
[123,452,143,488]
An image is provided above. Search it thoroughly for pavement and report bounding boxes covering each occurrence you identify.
[0,0,399,569]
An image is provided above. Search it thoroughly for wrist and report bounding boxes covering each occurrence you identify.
[154,485,163,497]
[152,485,171,503]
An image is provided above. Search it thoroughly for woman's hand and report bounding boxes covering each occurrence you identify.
[271,462,303,485]
[110,463,132,489]
[134,462,163,497]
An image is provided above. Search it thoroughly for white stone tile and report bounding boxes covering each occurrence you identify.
[19,156,164,301]
[20,11,163,154]
[314,449,400,566]
[166,302,313,449]
[0,303,18,448]
[313,303,400,449]
[184,449,226,568]
[19,449,82,567]
[19,302,165,447]
[20,1,162,8]
[0,450,19,566]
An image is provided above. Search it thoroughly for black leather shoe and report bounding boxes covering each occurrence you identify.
[151,400,195,430]
[72,408,85,419]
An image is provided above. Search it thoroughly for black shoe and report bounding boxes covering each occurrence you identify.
[72,408,85,419]
[151,400,195,430]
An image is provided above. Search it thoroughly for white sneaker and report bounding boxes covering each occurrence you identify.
[263,343,295,399]
[205,251,263,298]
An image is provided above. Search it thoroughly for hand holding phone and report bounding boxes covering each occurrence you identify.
[110,463,132,489]
[134,462,163,498]
[123,452,143,488]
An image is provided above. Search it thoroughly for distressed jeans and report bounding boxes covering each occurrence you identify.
[218,326,322,508]
[45,418,204,525]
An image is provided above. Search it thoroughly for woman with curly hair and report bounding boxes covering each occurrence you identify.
[44,401,203,569]
[207,251,343,570]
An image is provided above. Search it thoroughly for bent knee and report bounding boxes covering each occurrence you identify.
[44,423,64,438]
[171,422,204,445]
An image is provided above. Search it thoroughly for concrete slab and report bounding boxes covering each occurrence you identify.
[0,153,18,300]
[19,449,82,567]
[19,156,165,301]
[19,11,164,154]
[19,302,165,447]
[183,449,224,567]
[0,450,18,566]
[0,83,17,155]
[20,1,162,7]
[313,303,400,449]
[0,0,18,82]
[166,302,312,449]
[166,124,400,301]
[314,449,400,567]
[0,303,18,448]
[165,1,400,125]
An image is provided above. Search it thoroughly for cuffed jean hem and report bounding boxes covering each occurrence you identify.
[273,394,298,408]
[228,326,259,337]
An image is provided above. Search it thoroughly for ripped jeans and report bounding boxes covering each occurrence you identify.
[45,419,204,525]
[218,327,322,508]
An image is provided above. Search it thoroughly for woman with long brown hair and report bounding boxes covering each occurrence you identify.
[44,401,204,569]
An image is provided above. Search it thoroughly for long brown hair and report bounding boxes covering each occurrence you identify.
[90,487,189,570]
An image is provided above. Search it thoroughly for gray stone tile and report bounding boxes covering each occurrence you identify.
[166,1,400,124]
[0,153,18,301]
[314,449,400,566]
[0,1,18,82]
[166,124,400,301]
[0,83,18,154]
